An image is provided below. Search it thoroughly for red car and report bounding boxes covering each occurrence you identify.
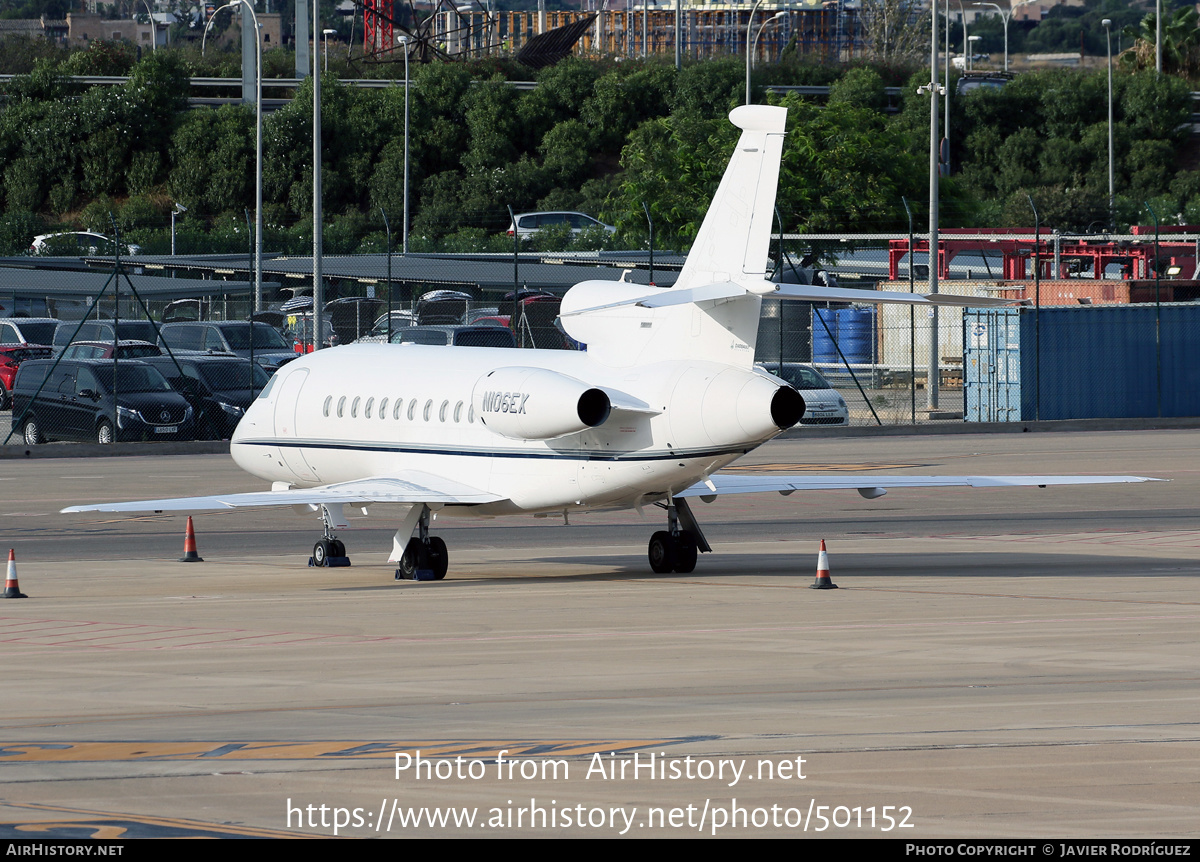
[0,344,52,409]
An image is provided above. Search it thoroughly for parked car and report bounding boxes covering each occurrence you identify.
[144,354,269,440]
[30,232,140,256]
[757,362,849,426]
[0,318,60,348]
[507,211,615,238]
[0,343,52,409]
[158,321,297,373]
[326,297,385,345]
[53,320,161,355]
[12,358,194,444]
[415,290,473,325]
[955,72,1013,96]
[390,325,517,348]
[60,340,162,360]
[354,310,418,343]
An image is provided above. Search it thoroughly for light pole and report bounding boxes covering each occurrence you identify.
[917,3,944,411]
[202,1,262,313]
[171,202,186,256]
[967,34,981,70]
[745,0,782,105]
[140,0,157,50]
[313,0,324,350]
[400,34,410,255]
[752,10,787,86]
[972,1,1009,72]
[1156,0,1162,75]
[1103,17,1114,229]
[322,28,336,71]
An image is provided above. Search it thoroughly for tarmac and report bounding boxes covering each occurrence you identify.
[0,427,1197,838]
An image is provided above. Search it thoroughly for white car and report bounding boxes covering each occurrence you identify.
[31,232,140,256]
[507,211,615,238]
[353,310,418,343]
[757,362,849,426]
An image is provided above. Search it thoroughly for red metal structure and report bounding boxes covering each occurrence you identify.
[887,228,1199,282]
[364,0,394,56]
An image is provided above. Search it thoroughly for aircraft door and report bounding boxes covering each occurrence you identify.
[272,368,321,483]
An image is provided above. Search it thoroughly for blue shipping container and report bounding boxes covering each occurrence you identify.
[964,304,1200,421]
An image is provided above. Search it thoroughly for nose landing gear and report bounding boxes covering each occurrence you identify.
[310,504,351,567]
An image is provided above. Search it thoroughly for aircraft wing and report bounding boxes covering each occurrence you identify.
[61,472,505,514]
[679,473,1160,500]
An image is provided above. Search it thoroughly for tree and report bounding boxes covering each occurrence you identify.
[1120,6,1200,77]
[859,0,929,65]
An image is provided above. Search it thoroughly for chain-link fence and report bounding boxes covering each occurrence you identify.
[3,228,1198,446]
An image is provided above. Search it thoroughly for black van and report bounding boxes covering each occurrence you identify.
[144,354,268,440]
[12,359,195,444]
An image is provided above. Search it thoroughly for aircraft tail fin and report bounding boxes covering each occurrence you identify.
[559,106,787,369]
[673,105,788,293]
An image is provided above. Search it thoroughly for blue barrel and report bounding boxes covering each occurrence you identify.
[836,308,874,364]
[812,308,838,363]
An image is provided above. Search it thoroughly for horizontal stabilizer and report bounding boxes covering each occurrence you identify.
[772,284,1026,307]
[560,281,1023,320]
[62,473,505,514]
[559,282,746,317]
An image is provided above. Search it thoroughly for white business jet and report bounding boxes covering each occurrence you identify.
[64,106,1153,579]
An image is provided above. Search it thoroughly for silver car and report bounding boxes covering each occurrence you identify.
[506,211,615,238]
[757,362,849,426]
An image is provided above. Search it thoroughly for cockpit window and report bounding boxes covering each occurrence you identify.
[256,372,278,400]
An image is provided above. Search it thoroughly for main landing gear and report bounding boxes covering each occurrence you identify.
[310,505,351,568]
[648,497,711,574]
[396,505,448,580]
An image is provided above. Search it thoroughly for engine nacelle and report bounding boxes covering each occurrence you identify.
[473,367,611,441]
[667,366,804,448]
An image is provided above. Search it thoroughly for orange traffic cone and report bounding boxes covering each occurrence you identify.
[809,539,837,590]
[3,549,27,598]
[179,516,204,563]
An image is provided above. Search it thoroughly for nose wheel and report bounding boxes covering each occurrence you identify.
[312,537,347,567]
[309,505,351,567]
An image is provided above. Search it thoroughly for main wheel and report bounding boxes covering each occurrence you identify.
[330,539,346,558]
[427,536,448,580]
[23,417,42,445]
[313,538,331,566]
[399,537,429,579]
[97,420,114,444]
[648,531,677,574]
[0,381,9,410]
[673,531,698,574]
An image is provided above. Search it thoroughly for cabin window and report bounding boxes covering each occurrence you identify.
[379,397,388,419]
[323,395,332,417]
[351,396,361,418]
[396,399,405,420]
[468,405,475,423]
[365,397,374,419]
[453,401,463,423]
[423,399,432,421]
[439,400,449,422]
[337,396,346,418]
[407,400,417,421]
